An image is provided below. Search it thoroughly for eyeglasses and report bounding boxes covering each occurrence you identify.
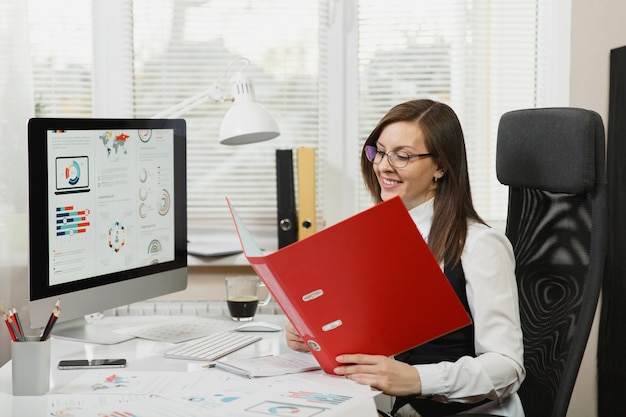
[364,145,433,168]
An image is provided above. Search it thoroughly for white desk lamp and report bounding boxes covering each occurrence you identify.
[152,57,280,145]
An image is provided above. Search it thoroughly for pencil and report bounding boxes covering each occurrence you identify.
[40,299,61,341]
[3,312,18,342]
[11,308,24,334]
[10,307,24,342]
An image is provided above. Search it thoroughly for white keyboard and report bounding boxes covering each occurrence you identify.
[114,317,239,344]
[164,331,262,361]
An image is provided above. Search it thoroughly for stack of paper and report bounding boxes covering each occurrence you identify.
[216,351,321,378]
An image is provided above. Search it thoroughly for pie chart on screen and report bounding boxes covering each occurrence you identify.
[267,405,301,414]
[66,160,81,185]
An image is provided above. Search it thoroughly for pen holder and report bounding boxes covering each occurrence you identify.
[11,336,51,396]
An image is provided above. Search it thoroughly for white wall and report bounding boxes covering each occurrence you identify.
[566,1,626,417]
[0,2,33,367]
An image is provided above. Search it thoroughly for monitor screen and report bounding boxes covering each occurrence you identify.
[27,118,187,344]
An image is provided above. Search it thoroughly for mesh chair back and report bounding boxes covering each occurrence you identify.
[496,108,606,417]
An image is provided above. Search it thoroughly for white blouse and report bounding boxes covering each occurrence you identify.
[408,198,526,417]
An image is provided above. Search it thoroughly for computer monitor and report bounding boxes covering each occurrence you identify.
[27,118,188,344]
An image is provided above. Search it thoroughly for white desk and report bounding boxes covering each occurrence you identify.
[0,314,379,416]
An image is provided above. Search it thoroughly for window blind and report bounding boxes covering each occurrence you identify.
[26,0,546,234]
[355,0,538,222]
[28,0,93,117]
[132,0,327,232]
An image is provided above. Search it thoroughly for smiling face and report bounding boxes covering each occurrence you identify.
[373,121,443,210]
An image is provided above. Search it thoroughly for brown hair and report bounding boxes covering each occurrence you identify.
[360,99,485,266]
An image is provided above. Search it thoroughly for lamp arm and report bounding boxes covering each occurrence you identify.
[151,84,225,119]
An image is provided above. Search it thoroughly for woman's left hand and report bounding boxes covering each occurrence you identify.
[333,354,422,396]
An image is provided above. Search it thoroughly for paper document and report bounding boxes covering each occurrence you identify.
[187,231,245,257]
[52,369,377,417]
[216,351,322,378]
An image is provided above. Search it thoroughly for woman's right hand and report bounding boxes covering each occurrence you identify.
[285,321,310,352]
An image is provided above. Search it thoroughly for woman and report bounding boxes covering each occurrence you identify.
[285,99,525,416]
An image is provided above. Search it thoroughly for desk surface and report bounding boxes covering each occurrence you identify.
[0,314,378,417]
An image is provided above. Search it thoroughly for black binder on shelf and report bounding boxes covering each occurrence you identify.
[276,149,298,248]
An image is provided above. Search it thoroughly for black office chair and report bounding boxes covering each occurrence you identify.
[492,107,606,417]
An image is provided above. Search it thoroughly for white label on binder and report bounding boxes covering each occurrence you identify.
[322,319,343,332]
[302,289,324,302]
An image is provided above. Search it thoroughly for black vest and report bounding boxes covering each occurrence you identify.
[391,262,491,416]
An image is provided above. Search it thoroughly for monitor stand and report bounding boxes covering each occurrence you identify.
[51,317,134,345]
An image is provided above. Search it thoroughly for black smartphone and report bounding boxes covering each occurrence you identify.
[58,359,127,370]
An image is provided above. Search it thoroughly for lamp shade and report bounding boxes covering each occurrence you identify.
[219,72,280,145]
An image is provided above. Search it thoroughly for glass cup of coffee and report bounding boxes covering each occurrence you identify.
[225,276,271,321]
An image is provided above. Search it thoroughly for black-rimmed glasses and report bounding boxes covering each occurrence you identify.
[364,145,433,168]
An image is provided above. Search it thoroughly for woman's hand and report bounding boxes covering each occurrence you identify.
[334,354,422,396]
[285,321,310,352]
